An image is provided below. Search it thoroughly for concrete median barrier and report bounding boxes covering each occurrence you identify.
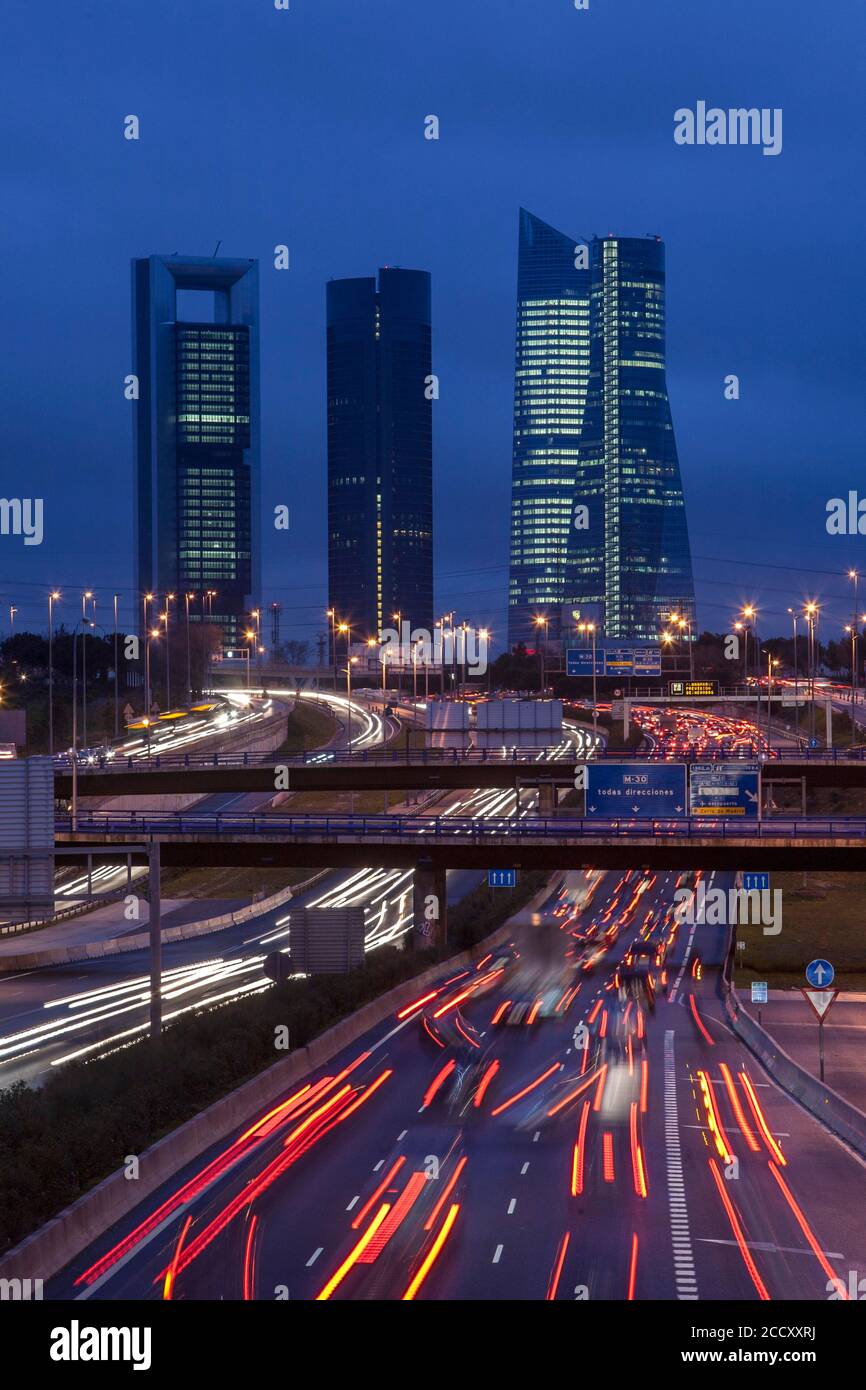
[0,870,329,975]
[720,935,866,1160]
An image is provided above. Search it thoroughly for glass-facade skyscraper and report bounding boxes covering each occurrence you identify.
[507,214,695,646]
[575,235,695,639]
[327,267,433,638]
[132,255,260,649]
[507,210,593,648]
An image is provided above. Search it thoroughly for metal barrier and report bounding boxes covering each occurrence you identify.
[57,812,866,840]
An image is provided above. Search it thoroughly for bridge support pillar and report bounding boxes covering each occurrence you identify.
[413,856,447,950]
[538,782,556,815]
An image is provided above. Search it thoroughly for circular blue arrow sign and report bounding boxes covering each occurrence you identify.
[805,958,834,988]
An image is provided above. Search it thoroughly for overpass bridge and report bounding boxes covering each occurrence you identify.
[56,810,866,873]
[55,744,866,798]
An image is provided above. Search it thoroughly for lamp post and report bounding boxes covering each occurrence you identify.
[344,657,358,747]
[533,614,549,693]
[577,621,598,740]
[145,626,160,719]
[849,570,859,705]
[48,590,60,756]
[142,593,154,712]
[804,602,818,745]
[244,630,256,688]
[412,637,421,700]
[164,593,174,709]
[81,591,93,746]
[786,609,799,708]
[8,605,16,635]
[185,593,194,704]
[113,593,120,739]
[71,618,102,825]
[764,651,780,738]
[479,628,491,694]
[327,608,337,691]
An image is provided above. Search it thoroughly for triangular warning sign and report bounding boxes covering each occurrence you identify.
[800,987,839,1022]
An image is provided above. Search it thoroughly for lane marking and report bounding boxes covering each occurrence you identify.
[507,1198,517,1215]
[492,1244,504,1264]
[306,1247,323,1267]
[346,1195,360,1211]
[664,1030,699,1300]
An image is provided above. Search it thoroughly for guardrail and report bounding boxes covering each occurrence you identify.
[54,743,812,773]
[57,812,866,840]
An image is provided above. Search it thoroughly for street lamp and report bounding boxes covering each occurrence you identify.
[786,609,799,707]
[533,614,549,693]
[803,602,819,745]
[146,627,161,716]
[763,651,780,738]
[479,628,490,695]
[81,591,94,746]
[577,620,598,741]
[343,656,358,748]
[412,636,422,700]
[327,608,337,691]
[48,590,60,755]
[848,571,860,705]
[740,605,757,682]
[185,593,195,704]
[112,593,121,739]
[164,593,175,709]
[142,593,154,710]
[244,629,256,688]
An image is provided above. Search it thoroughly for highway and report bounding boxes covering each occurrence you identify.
[0,715,592,1085]
[48,864,866,1302]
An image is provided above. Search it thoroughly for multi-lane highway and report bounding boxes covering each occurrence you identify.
[49,864,866,1301]
[0,711,594,1085]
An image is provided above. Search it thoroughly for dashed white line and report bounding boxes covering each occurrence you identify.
[306,1247,323,1267]
[492,1244,504,1264]
[346,1195,360,1211]
[507,1198,517,1215]
[665,1030,699,1300]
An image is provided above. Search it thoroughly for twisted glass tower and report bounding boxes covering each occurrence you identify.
[507,213,695,646]
[575,235,695,639]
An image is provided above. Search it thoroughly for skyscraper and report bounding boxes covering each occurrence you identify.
[132,255,260,649]
[507,214,695,646]
[327,267,433,638]
[507,209,593,648]
[575,235,695,639]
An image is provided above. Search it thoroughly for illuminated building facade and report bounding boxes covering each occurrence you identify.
[575,236,695,639]
[132,255,260,648]
[327,267,433,637]
[507,214,695,646]
[507,209,594,648]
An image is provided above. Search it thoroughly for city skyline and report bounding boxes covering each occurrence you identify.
[1,1,863,650]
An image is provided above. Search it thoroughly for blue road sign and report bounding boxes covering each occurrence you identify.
[567,646,661,677]
[743,871,770,891]
[585,763,687,819]
[488,869,517,888]
[751,982,769,1004]
[806,959,834,988]
[566,649,604,676]
[689,762,760,819]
